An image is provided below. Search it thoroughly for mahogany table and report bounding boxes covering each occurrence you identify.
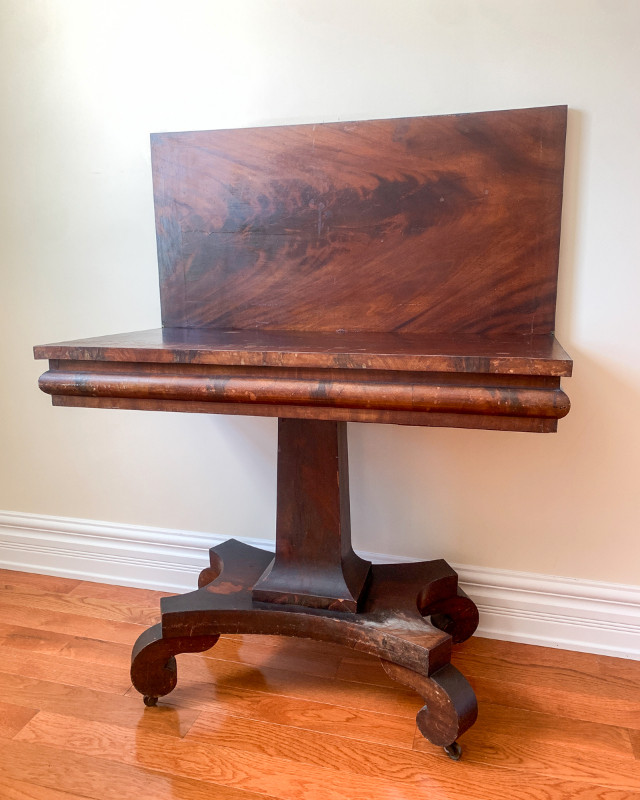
[35,106,572,759]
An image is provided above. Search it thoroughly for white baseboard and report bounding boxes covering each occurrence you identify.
[1,510,638,659]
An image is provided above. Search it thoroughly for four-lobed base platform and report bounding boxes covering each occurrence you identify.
[131,538,479,756]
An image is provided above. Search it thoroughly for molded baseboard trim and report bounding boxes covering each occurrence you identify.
[0,509,638,659]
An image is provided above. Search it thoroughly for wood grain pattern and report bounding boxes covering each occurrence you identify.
[0,579,159,627]
[199,634,343,680]
[0,739,275,800]
[149,681,418,748]
[186,703,640,792]
[0,646,131,694]
[152,107,567,336]
[630,730,640,760]
[0,570,82,595]
[133,638,425,720]
[1,572,639,800]
[421,702,636,758]
[36,345,571,432]
[0,700,37,739]
[0,598,145,646]
[0,672,199,738]
[34,108,572,433]
[252,419,371,611]
[38,364,570,419]
[18,710,638,800]
[15,712,433,800]
[48,392,565,432]
[34,329,572,375]
[0,622,72,657]
[0,775,89,800]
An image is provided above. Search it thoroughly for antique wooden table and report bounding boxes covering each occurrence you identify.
[35,106,572,759]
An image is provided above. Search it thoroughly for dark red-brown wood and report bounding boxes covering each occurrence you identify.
[252,419,371,612]
[34,107,572,434]
[34,107,574,757]
[130,537,478,748]
[35,329,572,432]
[152,107,567,336]
[34,328,573,374]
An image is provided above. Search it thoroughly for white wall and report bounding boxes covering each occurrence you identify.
[1,0,639,585]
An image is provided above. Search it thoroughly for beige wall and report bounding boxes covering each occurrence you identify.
[2,0,639,584]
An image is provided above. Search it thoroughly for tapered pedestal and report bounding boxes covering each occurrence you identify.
[131,419,479,753]
[252,419,371,612]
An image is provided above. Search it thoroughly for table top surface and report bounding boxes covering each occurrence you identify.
[34,327,572,376]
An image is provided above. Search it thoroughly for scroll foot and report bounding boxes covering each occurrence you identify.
[380,660,477,750]
[131,623,220,701]
[422,587,479,644]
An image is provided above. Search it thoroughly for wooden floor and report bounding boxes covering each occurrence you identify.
[0,569,639,799]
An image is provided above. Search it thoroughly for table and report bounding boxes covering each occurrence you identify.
[35,106,572,758]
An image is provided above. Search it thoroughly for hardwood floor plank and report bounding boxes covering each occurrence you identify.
[335,653,398,688]
[456,637,604,669]
[52,627,342,680]
[0,646,131,694]
[186,705,640,791]
[67,580,173,606]
[15,710,640,800]
[449,702,635,757]
[147,682,417,748]
[0,672,200,738]
[58,636,130,668]
[0,599,145,646]
[202,635,342,679]
[470,675,640,730]
[167,647,422,718]
[0,738,276,800]
[0,587,159,626]
[412,711,640,790]
[2,570,639,800]
[0,623,72,657]
[597,655,640,692]
[14,711,429,800]
[630,730,640,760]
[0,775,89,800]
[0,570,82,595]
[453,644,639,702]
[0,700,37,739]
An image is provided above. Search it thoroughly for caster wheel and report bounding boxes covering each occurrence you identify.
[143,695,159,707]
[444,741,462,761]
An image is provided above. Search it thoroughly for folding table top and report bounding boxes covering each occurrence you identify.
[35,106,572,432]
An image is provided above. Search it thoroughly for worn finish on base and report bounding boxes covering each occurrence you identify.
[130,537,478,748]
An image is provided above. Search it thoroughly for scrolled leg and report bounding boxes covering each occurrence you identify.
[422,587,479,644]
[130,623,220,702]
[380,660,477,752]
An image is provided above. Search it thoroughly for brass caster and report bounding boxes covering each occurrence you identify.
[444,741,462,761]
[143,695,159,707]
